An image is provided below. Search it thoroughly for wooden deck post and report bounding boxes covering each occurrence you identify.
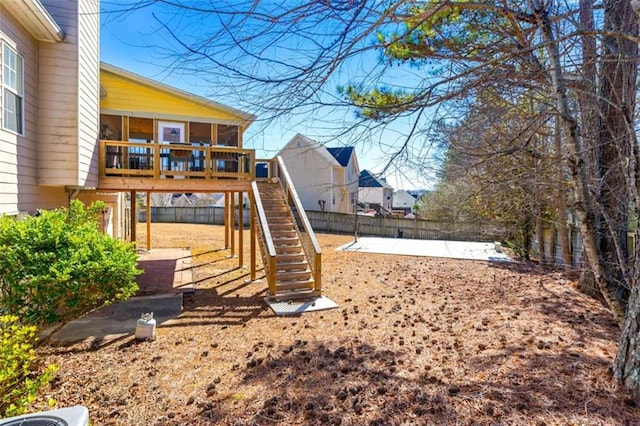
[250,188,256,280]
[314,253,322,294]
[230,192,236,257]
[224,192,230,249]
[146,192,151,250]
[130,190,137,244]
[238,191,244,267]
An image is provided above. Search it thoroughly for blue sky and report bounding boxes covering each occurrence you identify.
[99,1,439,190]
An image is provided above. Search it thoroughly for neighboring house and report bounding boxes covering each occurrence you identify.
[213,192,250,207]
[359,169,394,213]
[392,190,417,215]
[0,1,127,236]
[171,193,192,207]
[278,134,359,213]
[188,193,224,206]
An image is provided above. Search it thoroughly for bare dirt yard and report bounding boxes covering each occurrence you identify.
[37,223,640,425]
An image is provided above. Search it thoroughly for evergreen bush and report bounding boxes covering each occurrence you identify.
[0,200,140,326]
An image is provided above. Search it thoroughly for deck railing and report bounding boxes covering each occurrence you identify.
[99,140,256,180]
[251,181,278,296]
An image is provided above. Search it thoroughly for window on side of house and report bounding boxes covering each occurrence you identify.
[2,43,24,134]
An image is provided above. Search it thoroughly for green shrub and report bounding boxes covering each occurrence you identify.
[0,200,140,326]
[0,315,57,417]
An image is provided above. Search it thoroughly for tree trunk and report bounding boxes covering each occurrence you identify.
[550,225,557,266]
[535,208,546,264]
[596,0,637,304]
[553,117,573,273]
[602,0,640,395]
[616,241,640,396]
[522,213,534,261]
[533,0,626,325]
[577,0,602,292]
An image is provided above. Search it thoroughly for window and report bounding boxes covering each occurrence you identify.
[2,44,23,134]
[217,124,238,147]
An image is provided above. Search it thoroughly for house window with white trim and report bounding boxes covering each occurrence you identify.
[2,43,24,134]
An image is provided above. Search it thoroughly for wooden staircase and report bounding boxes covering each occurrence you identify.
[255,181,320,301]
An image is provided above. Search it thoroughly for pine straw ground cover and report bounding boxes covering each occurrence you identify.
[36,223,640,425]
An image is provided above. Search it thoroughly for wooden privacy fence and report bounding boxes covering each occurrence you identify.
[306,211,506,241]
[139,207,507,242]
[535,227,636,269]
[139,206,249,225]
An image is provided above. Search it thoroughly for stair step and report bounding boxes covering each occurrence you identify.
[268,215,293,221]
[273,236,300,244]
[276,282,314,293]
[268,216,293,222]
[277,269,312,281]
[271,288,320,301]
[271,229,296,236]
[276,244,304,254]
[276,260,309,271]
[272,229,296,235]
[277,253,306,263]
[275,279,315,290]
[264,211,290,217]
[268,222,293,229]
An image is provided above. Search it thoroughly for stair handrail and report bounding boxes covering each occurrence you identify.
[274,156,322,291]
[251,181,277,295]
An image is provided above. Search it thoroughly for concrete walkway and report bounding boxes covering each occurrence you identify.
[48,249,192,344]
[338,237,511,262]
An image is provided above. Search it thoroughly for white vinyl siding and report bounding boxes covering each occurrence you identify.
[37,0,79,186]
[2,43,24,134]
[37,0,99,187]
[279,135,355,213]
[345,154,359,213]
[281,144,335,212]
[77,0,100,187]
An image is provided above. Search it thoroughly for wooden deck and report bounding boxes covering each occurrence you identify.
[98,140,258,191]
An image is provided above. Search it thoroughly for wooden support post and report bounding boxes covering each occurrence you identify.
[314,253,322,294]
[130,190,137,244]
[224,192,230,249]
[268,256,277,298]
[146,192,151,250]
[239,191,244,267]
[230,192,236,257]
[250,188,256,280]
[98,140,106,178]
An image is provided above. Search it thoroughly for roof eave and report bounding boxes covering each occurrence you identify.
[279,134,340,167]
[4,0,65,43]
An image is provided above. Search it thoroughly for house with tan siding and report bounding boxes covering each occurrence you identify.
[0,1,126,235]
[277,134,359,214]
